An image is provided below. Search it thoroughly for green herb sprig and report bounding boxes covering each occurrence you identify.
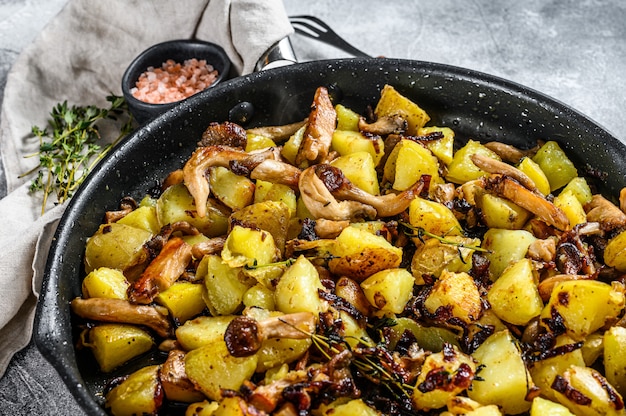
[20,95,134,214]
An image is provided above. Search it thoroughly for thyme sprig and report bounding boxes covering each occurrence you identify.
[20,95,134,214]
[400,221,491,254]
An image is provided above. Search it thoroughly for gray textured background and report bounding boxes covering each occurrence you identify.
[1,0,625,414]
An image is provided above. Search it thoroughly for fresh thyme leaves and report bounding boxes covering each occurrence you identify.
[399,221,491,254]
[20,95,134,214]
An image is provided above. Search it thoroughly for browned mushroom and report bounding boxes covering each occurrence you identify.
[191,235,227,259]
[128,237,192,304]
[247,119,307,143]
[295,86,337,166]
[585,194,626,231]
[483,141,537,164]
[70,297,173,338]
[224,312,316,357]
[160,350,205,403]
[527,237,557,263]
[471,153,538,192]
[483,174,569,230]
[358,114,406,135]
[313,218,350,239]
[104,197,137,223]
[250,159,302,188]
[197,121,247,148]
[182,145,278,217]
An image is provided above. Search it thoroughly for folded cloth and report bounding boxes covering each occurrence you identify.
[0,0,292,378]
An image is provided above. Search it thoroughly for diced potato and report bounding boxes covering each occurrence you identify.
[335,104,361,131]
[446,396,504,416]
[161,350,206,403]
[412,344,476,411]
[411,236,479,283]
[375,84,430,135]
[530,397,574,416]
[208,166,255,210]
[105,365,163,416]
[554,189,587,228]
[274,255,327,316]
[255,335,312,373]
[360,268,414,314]
[84,223,152,275]
[552,365,624,416]
[561,177,593,205]
[529,334,586,401]
[253,180,297,217]
[212,396,257,416]
[445,140,501,184]
[201,254,252,316]
[487,258,543,325]
[221,225,279,268]
[185,400,219,416]
[581,332,604,367]
[477,193,530,230]
[185,339,258,401]
[245,133,276,151]
[82,267,129,299]
[328,226,403,282]
[242,283,276,310]
[481,228,537,280]
[83,324,154,373]
[424,270,482,324]
[157,183,229,237]
[386,317,459,352]
[464,406,504,416]
[417,126,455,166]
[383,139,440,191]
[281,124,305,165]
[331,129,385,166]
[313,398,381,416]
[517,156,551,196]
[229,201,290,257]
[156,282,206,323]
[337,310,372,349]
[467,330,534,415]
[532,141,578,192]
[604,230,626,272]
[604,326,626,397]
[540,280,625,340]
[117,205,160,234]
[330,151,380,195]
[408,197,462,237]
[176,315,235,351]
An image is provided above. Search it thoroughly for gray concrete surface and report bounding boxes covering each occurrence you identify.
[1,0,625,414]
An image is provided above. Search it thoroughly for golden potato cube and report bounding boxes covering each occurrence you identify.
[330,151,380,195]
[222,225,278,268]
[84,223,153,275]
[411,236,479,283]
[156,281,206,323]
[242,283,276,310]
[375,84,430,135]
[84,324,154,373]
[360,268,414,314]
[275,255,327,316]
[105,365,163,416]
[467,330,534,415]
[331,129,385,166]
[184,339,258,401]
[335,104,361,131]
[208,166,255,211]
[117,205,160,234]
[604,230,626,272]
[424,270,482,324]
[202,254,252,316]
[417,126,455,166]
[175,315,235,351]
[445,140,501,184]
[313,398,380,416]
[255,336,312,373]
[409,197,462,237]
[561,176,593,205]
[185,400,219,416]
[281,125,305,165]
[383,139,440,191]
[517,156,551,196]
[477,193,531,230]
[554,189,587,228]
[540,280,625,341]
[530,397,574,416]
[552,365,624,416]
[487,258,543,325]
[604,326,626,397]
[82,267,129,300]
[532,141,578,192]
[412,344,476,411]
[386,317,459,353]
[245,133,277,152]
[253,180,297,216]
[481,228,537,280]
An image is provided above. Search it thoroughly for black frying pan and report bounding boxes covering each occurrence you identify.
[34,58,626,415]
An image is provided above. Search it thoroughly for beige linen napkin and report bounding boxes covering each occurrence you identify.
[0,0,293,377]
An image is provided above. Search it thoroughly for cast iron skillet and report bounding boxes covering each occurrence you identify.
[34,58,626,415]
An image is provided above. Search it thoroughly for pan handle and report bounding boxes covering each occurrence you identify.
[254,36,298,71]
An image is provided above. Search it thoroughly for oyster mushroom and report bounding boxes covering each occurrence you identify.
[191,235,227,259]
[247,119,307,143]
[358,114,406,135]
[183,145,278,217]
[197,121,247,149]
[313,164,426,217]
[224,312,316,357]
[70,297,173,338]
[299,165,377,221]
[483,141,537,164]
[250,159,302,188]
[471,153,538,192]
[585,194,626,231]
[295,86,337,166]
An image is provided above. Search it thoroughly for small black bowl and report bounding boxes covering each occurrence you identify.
[122,39,231,124]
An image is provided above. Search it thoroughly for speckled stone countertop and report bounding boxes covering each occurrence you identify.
[1,0,625,414]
